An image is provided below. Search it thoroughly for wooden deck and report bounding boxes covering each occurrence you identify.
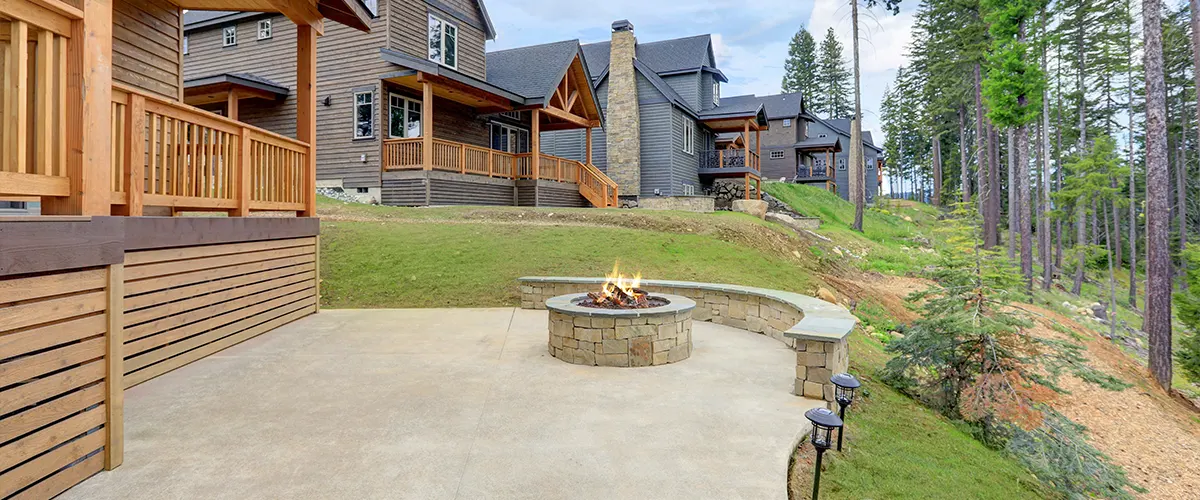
[382,137,619,208]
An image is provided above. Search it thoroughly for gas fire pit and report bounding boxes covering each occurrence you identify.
[545,265,695,367]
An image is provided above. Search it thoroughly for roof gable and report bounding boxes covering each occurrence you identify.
[580,33,716,81]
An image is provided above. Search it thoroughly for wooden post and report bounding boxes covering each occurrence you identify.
[585,127,593,165]
[459,144,465,174]
[105,263,124,470]
[8,21,28,174]
[124,94,145,215]
[756,177,761,200]
[421,79,433,171]
[718,149,724,168]
[43,0,113,215]
[487,149,493,177]
[742,120,750,163]
[531,109,540,179]
[234,127,251,216]
[754,127,761,171]
[226,90,239,121]
[296,24,317,217]
[35,30,53,176]
[744,174,750,200]
[314,234,321,312]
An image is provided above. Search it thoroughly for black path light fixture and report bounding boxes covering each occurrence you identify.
[804,407,843,500]
[830,372,861,452]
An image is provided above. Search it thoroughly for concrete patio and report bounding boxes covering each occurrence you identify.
[65,308,819,500]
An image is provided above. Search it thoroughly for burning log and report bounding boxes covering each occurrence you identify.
[588,282,650,309]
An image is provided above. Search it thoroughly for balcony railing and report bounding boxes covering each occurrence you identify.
[110,85,310,215]
[698,149,760,172]
[382,137,619,207]
[794,164,833,179]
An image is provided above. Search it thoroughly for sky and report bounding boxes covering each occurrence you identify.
[483,0,920,144]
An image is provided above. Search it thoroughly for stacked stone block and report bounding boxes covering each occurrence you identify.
[548,309,692,367]
[794,339,849,402]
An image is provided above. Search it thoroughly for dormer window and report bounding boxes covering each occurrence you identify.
[712,81,720,106]
[257,19,272,40]
[222,26,237,47]
[428,14,458,69]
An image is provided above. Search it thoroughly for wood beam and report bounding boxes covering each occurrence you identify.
[0,0,72,36]
[564,90,579,114]
[226,90,239,121]
[540,105,589,128]
[267,0,325,35]
[296,24,317,216]
[417,72,510,110]
[531,108,540,181]
[585,127,592,165]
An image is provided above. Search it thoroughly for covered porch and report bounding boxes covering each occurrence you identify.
[794,137,841,193]
[377,47,617,208]
[0,0,369,216]
[698,113,768,201]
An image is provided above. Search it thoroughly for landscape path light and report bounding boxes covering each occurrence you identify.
[804,407,843,500]
[830,372,861,452]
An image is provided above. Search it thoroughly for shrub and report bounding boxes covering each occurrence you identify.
[1175,245,1200,383]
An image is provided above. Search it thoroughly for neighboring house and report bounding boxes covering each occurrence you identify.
[182,1,615,208]
[541,21,768,200]
[744,91,881,203]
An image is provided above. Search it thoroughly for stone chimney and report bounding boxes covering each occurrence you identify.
[606,20,640,197]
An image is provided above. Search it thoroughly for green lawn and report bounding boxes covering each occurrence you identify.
[802,333,1047,499]
[320,219,815,308]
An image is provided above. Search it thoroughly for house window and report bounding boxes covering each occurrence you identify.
[783,118,792,127]
[712,82,720,106]
[500,111,523,121]
[491,123,529,153]
[428,14,458,69]
[681,116,695,154]
[222,26,237,47]
[182,36,189,54]
[770,150,786,160]
[837,158,847,171]
[257,19,272,40]
[362,0,378,16]
[354,91,374,139]
[388,94,423,138]
[356,187,370,194]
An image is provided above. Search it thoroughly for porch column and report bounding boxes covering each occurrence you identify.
[297,24,317,216]
[585,127,592,165]
[226,90,239,121]
[742,121,749,157]
[42,0,112,216]
[754,127,760,170]
[531,109,540,178]
[422,79,433,170]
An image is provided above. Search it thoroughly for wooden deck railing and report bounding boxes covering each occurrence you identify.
[698,149,761,172]
[382,137,618,207]
[0,8,74,199]
[110,85,310,215]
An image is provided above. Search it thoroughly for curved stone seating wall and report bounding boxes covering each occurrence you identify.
[519,277,858,404]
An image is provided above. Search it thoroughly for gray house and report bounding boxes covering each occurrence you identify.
[541,21,769,201]
[182,0,615,208]
[807,116,881,203]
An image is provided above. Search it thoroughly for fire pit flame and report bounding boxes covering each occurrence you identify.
[586,262,652,309]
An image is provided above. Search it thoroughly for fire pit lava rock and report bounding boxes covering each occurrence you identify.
[545,292,696,367]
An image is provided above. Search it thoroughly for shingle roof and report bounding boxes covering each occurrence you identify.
[581,34,713,80]
[486,40,580,100]
[633,59,697,116]
[698,94,763,118]
[793,136,841,151]
[819,117,881,152]
[743,92,804,120]
[183,10,243,28]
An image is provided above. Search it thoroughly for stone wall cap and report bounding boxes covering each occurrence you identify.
[520,277,857,340]
[545,292,695,317]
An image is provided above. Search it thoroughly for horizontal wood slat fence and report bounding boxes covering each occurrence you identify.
[0,266,121,500]
[0,217,320,499]
[109,85,310,215]
[381,137,618,207]
[121,237,318,388]
[0,8,74,199]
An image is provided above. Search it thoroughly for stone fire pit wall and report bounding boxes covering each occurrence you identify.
[520,277,858,406]
[546,293,695,367]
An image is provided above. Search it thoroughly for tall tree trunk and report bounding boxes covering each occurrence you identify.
[1111,176,1122,271]
[1128,0,1139,310]
[1073,199,1086,296]
[1143,0,1174,389]
[1018,125,1033,291]
[1189,0,1200,291]
[1043,57,1054,291]
[1055,66,1065,271]
[975,64,987,218]
[1178,112,1189,291]
[1104,202,1119,340]
[960,106,971,203]
[849,0,865,232]
[932,133,943,206]
[987,124,1001,247]
[1008,129,1017,260]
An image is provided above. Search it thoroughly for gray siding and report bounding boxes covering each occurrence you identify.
[184,10,393,189]
[669,107,701,195]
[383,170,515,206]
[638,102,673,196]
[388,0,487,80]
[759,117,802,180]
[804,120,879,202]
[636,72,664,102]
[699,72,715,111]
[662,73,699,111]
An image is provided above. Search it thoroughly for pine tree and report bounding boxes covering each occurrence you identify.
[818,27,853,119]
[781,27,819,95]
